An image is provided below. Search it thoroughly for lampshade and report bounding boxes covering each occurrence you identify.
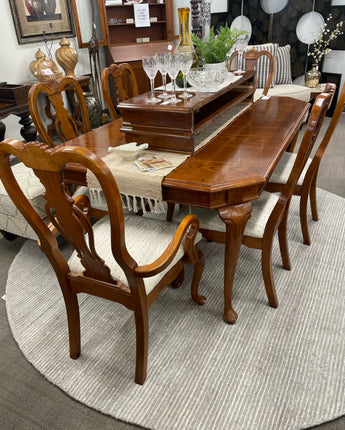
[230,15,252,39]
[296,11,324,44]
[260,0,288,14]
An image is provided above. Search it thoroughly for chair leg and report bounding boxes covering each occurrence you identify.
[310,173,319,221]
[134,301,149,385]
[170,267,184,289]
[300,182,313,246]
[63,291,81,360]
[261,237,278,308]
[190,246,206,305]
[278,202,291,271]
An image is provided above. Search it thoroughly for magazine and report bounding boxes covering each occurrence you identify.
[134,156,173,172]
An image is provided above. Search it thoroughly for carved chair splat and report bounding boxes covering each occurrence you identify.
[28,76,91,147]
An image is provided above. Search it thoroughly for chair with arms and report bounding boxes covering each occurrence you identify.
[0,139,205,384]
[267,82,341,245]
[175,88,334,309]
[101,63,139,120]
[28,75,91,148]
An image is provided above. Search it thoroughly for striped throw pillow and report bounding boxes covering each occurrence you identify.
[275,45,293,85]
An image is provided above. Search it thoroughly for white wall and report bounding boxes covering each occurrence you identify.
[0,1,92,140]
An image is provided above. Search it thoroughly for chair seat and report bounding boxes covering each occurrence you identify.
[176,191,280,240]
[0,162,48,239]
[269,152,312,185]
[68,214,202,295]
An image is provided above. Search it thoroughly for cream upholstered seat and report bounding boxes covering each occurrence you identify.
[68,214,199,295]
[267,82,342,245]
[176,192,280,240]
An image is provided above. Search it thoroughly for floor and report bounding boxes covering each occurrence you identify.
[0,115,344,429]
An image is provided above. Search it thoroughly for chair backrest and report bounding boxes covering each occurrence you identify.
[101,63,139,120]
[308,81,345,177]
[229,48,275,97]
[283,83,336,197]
[0,139,131,285]
[28,76,91,147]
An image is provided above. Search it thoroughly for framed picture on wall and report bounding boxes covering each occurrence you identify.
[9,0,75,45]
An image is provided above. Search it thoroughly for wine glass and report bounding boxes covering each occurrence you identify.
[177,51,193,99]
[234,34,250,74]
[166,53,182,104]
[142,55,161,103]
[155,52,170,100]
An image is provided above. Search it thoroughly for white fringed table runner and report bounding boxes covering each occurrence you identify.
[87,102,251,213]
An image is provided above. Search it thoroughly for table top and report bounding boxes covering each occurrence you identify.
[66,95,309,208]
[162,96,310,208]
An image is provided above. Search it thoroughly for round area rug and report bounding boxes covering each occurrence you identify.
[6,189,345,430]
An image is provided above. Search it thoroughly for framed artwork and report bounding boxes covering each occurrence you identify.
[331,0,345,5]
[9,0,75,45]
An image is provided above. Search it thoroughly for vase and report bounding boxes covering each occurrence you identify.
[30,48,62,81]
[305,64,321,88]
[83,92,102,129]
[55,38,78,77]
[175,7,198,88]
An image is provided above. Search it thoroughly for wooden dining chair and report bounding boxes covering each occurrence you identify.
[229,48,276,97]
[28,75,91,148]
[0,138,205,385]
[266,82,339,245]
[174,88,334,309]
[101,63,139,120]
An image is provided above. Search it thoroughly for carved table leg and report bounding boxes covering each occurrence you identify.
[218,202,252,324]
[16,111,37,142]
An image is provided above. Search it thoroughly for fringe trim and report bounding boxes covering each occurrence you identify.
[89,188,166,214]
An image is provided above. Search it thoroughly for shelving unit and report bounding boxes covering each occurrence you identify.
[102,0,175,94]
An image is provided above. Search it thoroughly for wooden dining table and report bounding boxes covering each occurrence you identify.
[65,95,309,323]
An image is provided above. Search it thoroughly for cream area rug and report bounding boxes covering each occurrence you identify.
[6,189,345,430]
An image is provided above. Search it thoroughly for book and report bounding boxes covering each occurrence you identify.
[134,156,173,172]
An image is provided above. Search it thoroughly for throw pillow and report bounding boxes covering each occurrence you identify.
[275,44,293,85]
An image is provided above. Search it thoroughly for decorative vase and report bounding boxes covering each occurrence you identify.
[175,8,199,88]
[55,38,78,77]
[83,92,102,129]
[30,48,62,82]
[305,64,321,88]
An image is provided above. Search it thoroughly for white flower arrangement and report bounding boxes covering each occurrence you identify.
[308,14,344,65]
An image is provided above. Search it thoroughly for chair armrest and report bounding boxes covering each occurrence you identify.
[134,214,200,278]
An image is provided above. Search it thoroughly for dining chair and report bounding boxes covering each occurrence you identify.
[174,88,334,309]
[101,63,139,120]
[266,82,340,245]
[229,48,276,98]
[28,75,91,148]
[0,139,205,385]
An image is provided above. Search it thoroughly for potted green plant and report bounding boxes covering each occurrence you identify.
[191,24,246,65]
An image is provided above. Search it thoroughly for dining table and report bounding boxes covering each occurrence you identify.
[65,93,310,324]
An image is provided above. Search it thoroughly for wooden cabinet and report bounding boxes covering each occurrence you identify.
[102,0,175,94]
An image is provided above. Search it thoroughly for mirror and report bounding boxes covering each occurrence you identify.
[71,0,108,48]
